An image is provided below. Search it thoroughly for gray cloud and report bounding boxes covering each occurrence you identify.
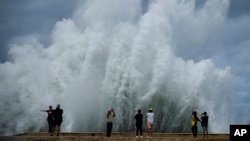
[193,13,250,122]
[229,0,250,17]
[0,1,236,134]
[0,0,250,133]
[0,0,79,62]
[1,0,249,61]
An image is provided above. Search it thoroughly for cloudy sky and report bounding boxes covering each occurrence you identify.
[0,0,79,62]
[1,0,250,62]
[0,0,250,133]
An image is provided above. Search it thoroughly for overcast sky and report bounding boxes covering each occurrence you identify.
[0,0,250,125]
[0,0,79,61]
[0,0,250,62]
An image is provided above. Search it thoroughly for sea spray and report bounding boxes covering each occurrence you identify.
[0,0,234,135]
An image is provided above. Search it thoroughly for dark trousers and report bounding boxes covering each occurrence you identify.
[106,122,113,137]
[192,126,198,137]
[136,124,142,136]
[47,118,54,132]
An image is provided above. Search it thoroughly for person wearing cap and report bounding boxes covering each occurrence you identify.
[53,104,63,136]
[201,112,209,138]
[146,108,154,137]
[106,108,116,137]
[135,109,143,138]
[191,111,201,138]
[41,105,54,136]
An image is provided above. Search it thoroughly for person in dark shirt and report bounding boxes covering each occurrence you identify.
[201,112,209,138]
[41,105,54,136]
[135,109,143,138]
[53,104,63,136]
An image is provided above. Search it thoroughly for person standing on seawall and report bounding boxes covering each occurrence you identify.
[53,104,63,136]
[41,105,54,136]
[146,108,154,137]
[135,109,143,138]
[191,111,201,138]
[106,108,116,137]
[201,112,209,138]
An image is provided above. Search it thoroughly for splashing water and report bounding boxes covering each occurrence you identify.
[0,0,234,135]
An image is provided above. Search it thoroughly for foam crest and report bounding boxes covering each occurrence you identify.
[0,0,233,135]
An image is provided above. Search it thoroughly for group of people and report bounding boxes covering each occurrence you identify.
[135,108,154,138]
[41,104,63,136]
[191,111,209,138]
[106,107,155,138]
[106,108,209,139]
[41,105,208,138]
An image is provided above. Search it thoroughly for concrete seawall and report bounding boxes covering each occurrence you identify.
[0,132,229,141]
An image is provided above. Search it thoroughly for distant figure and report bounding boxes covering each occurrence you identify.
[53,104,63,136]
[201,112,209,138]
[135,109,143,138]
[106,108,116,137]
[191,111,201,138]
[41,106,54,136]
[146,108,154,137]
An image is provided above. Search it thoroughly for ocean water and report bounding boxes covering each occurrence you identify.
[0,0,234,135]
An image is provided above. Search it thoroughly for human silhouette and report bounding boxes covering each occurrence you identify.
[201,112,209,138]
[53,104,63,136]
[146,108,154,137]
[191,111,201,138]
[41,105,54,136]
[135,109,143,138]
[106,108,116,137]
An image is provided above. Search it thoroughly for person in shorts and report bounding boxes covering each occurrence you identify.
[146,108,154,137]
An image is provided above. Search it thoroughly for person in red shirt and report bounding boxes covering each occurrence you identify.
[41,105,54,136]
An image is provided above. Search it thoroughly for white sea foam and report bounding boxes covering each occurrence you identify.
[0,0,234,135]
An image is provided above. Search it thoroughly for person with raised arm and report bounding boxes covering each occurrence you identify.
[106,108,116,137]
[41,105,54,136]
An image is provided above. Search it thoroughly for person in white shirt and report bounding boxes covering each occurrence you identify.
[106,108,115,137]
[146,108,154,137]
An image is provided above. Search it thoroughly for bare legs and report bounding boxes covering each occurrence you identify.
[147,123,153,137]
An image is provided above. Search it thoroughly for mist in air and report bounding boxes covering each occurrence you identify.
[0,0,236,135]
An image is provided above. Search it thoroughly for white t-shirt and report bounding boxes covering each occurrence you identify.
[107,112,115,123]
[146,112,154,123]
